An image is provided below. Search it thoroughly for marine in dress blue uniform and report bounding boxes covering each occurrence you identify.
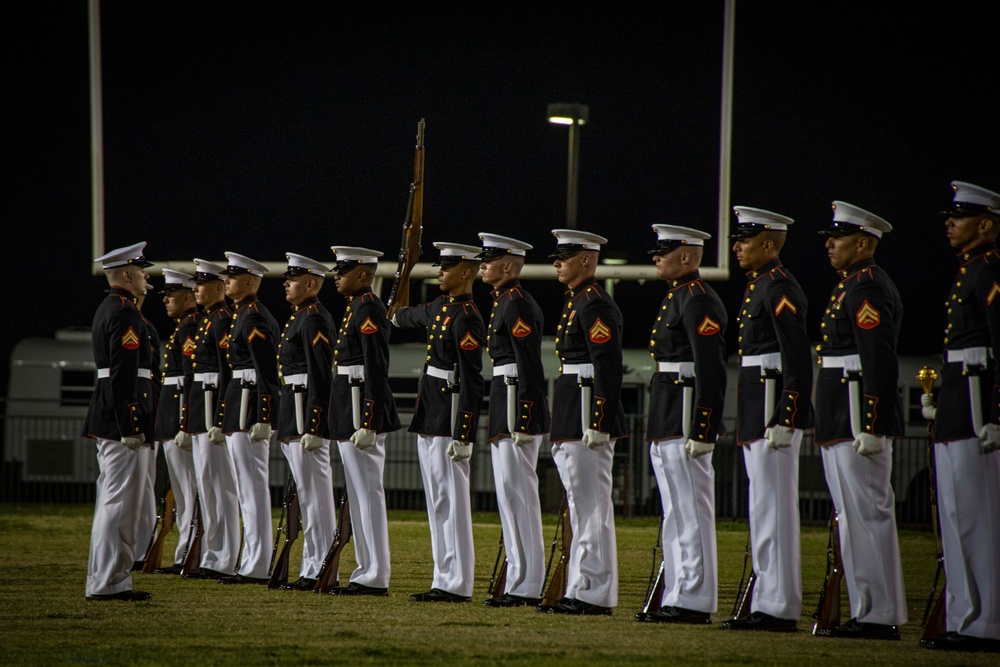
[477,233,550,608]
[275,253,337,590]
[814,201,906,640]
[393,242,486,602]
[920,182,1000,652]
[637,225,727,625]
[151,269,200,574]
[183,258,240,579]
[721,207,813,633]
[132,284,162,568]
[83,242,155,601]
[218,252,280,584]
[326,246,401,595]
[542,229,626,616]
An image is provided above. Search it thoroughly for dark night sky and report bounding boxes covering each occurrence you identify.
[5,1,999,394]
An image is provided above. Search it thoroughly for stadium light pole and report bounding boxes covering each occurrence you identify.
[547,102,589,229]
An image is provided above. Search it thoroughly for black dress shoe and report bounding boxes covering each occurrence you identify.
[920,631,998,651]
[130,561,146,572]
[279,576,318,591]
[636,605,712,624]
[409,588,472,603]
[536,597,570,613]
[543,598,613,616]
[328,582,388,597]
[86,590,153,602]
[180,567,230,580]
[218,574,268,585]
[826,617,900,640]
[720,611,797,632]
[484,593,542,608]
[155,563,184,575]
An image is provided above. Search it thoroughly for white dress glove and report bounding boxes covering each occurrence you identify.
[684,439,714,458]
[351,428,377,450]
[764,425,795,450]
[174,430,193,452]
[582,429,610,449]
[301,433,325,452]
[207,426,226,445]
[121,434,146,451]
[512,432,535,447]
[920,393,937,421]
[853,432,886,457]
[978,423,1000,453]
[390,308,408,327]
[249,422,273,442]
[448,440,473,461]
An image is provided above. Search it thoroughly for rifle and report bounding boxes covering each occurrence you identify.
[918,366,947,644]
[811,511,844,635]
[178,493,203,577]
[141,484,175,573]
[635,513,666,621]
[268,474,301,589]
[539,498,572,607]
[731,530,757,620]
[386,118,425,320]
[314,492,353,593]
[486,532,508,599]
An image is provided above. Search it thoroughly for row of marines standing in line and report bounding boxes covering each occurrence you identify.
[82,180,1000,652]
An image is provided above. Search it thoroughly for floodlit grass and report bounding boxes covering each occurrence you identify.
[0,504,991,665]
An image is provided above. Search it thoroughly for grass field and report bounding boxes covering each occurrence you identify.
[0,504,992,666]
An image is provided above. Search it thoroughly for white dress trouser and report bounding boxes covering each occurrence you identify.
[191,432,240,573]
[281,439,337,579]
[822,440,907,625]
[935,439,1000,639]
[651,438,718,613]
[337,434,391,588]
[161,438,198,565]
[226,431,273,579]
[743,434,802,620]
[491,435,545,598]
[416,435,475,596]
[132,444,158,561]
[86,439,141,596]
[551,440,618,608]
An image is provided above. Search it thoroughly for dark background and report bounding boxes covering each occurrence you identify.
[5,1,999,394]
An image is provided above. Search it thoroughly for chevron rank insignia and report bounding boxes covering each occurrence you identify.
[774,295,798,316]
[988,282,1000,306]
[121,326,140,350]
[182,336,196,356]
[512,318,533,338]
[248,327,267,342]
[589,318,611,344]
[218,332,230,349]
[856,300,881,329]
[312,331,331,347]
[459,332,480,350]
[359,317,379,334]
[697,316,721,336]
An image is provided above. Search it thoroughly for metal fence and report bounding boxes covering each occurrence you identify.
[0,404,934,527]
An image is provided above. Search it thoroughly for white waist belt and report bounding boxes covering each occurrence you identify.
[820,354,862,372]
[425,365,456,382]
[336,365,365,381]
[493,363,518,378]
[236,368,257,382]
[163,376,184,387]
[657,361,695,376]
[946,347,993,364]
[97,368,151,379]
[282,373,308,387]
[561,363,594,378]
[194,372,219,385]
[740,352,782,370]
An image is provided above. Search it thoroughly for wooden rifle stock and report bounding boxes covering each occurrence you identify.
[811,511,844,635]
[142,485,175,573]
[486,532,508,599]
[386,119,425,319]
[314,492,353,593]
[179,493,203,576]
[268,475,301,589]
[540,501,572,606]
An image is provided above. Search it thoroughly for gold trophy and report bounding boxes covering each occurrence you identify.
[917,366,939,395]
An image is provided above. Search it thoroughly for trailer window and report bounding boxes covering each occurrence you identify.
[60,370,96,406]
